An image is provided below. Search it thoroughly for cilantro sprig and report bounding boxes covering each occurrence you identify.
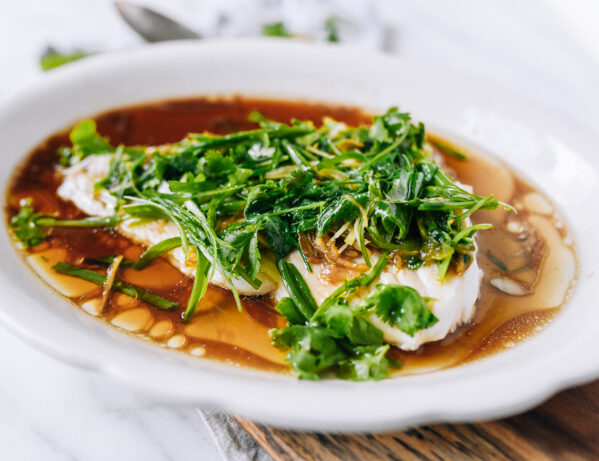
[271,258,438,380]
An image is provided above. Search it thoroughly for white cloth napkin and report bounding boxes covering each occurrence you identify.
[198,409,273,461]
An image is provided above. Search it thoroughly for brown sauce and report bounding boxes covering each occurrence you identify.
[5,98,577,376]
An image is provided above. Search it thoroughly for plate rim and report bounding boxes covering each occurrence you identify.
[0,38,597,432]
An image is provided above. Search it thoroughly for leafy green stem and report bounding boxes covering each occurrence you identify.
[53,262,178,310]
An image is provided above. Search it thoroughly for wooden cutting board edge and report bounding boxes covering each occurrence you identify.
[233,379,599,461]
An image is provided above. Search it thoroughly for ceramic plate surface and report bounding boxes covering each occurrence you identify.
[0,39,597,432]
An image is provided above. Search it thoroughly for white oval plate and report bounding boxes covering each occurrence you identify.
[0,39,597,432]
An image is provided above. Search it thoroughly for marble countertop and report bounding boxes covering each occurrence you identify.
[1,1,597,459]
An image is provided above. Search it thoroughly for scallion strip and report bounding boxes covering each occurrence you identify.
[52,262,178,310]
[451,223,493,245]
[37,215,124,228]
[455,196,492,222]
[189,125,314,149]
[182,247,210,321]
[132,237,182,270]
[429,138,467,160]
[85,256,134,268]
[436,252,454,281]
[277,259,318,321]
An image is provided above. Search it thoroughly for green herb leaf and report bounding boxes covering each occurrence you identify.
[270,325,345,380]
[10,198,47,247]
[371,201,412,242]
[274,297,307,325]
[261,22,292,38]
[262,215,297,261]
[324,16,341,43]
[315,303,383,346]
[337,345,391,381]
[365,284,438,336]
[40,48,92,71]
[61,119,114,165]
[316,193,368,236]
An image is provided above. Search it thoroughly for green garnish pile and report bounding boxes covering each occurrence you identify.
[12,108,505,380]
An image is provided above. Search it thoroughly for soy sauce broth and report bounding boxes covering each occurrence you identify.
[5,98,577,375]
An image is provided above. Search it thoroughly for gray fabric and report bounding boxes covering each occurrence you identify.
[198,409,273,461]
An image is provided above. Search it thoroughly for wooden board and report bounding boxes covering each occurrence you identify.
[235,379,599,460]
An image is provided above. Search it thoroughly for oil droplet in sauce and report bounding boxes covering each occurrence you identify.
[111,307,153,332]
[167,334,186,349]
[189,346,207,357]
[81,299,102,316]
[27,248,97,297]
[149,319,174,339]
[6,98,577,377]
[523,193,554,215]
[183,291,287,366]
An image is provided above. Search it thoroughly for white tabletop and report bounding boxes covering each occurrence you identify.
[1,1,597,459]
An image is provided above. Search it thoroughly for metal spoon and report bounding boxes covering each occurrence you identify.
[115,1,200,42]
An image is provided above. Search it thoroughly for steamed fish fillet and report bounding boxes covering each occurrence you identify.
[56,155,277,295]
[278,251,482,351]
[57,155,483,350]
